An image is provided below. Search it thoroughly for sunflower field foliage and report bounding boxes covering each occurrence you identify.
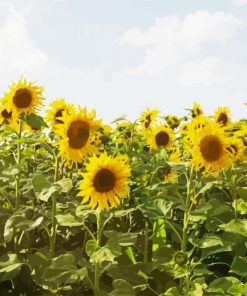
[0,77,246,296]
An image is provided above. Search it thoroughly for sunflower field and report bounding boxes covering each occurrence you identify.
[0,78,246,296]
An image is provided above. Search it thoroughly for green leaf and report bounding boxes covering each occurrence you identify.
[220,219,247,238]
[108,279,135,296]
[207,277,240,294]
[0,263,23,283]
[86,240,99,257]
[230,256,247,277]
[190,234,223,249]
[55,178,73,193]
[32,174,50,192]
[56,214,84,227]
[25,113,48,129]
[152,218,166,251]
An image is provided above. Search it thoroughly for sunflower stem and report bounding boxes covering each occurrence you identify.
[94,210,103,296]
[143,219,149,265]
[15,120,23,209]
[180,165,193,290]
[50,156,59,258]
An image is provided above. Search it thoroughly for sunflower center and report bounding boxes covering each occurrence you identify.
[1,109,12,119]
[55,109,64,124]
[67,120,89,149]
[200,135,223,162]
[155,131,169,147]
[145,115,152,129]
[93,169,116,192]
[217,113,228,125]
[13,88,32,108]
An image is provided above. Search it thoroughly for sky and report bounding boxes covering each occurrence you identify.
[0,0,246,123]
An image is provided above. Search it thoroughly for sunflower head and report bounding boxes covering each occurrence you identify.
[46,98,75,129]
[226,137,244,162]
[77,153,131,211]
[189,122,232,174]
[55,106,102,167]
[214,107,231,127]
[140,108,159,133]
[145,125,175,150]
[3,77,45,116]
[166,115,180,129]
[191,102,203,118]
[0,103,19,131]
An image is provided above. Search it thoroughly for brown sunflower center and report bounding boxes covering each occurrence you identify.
[217,113,228,125]
[55,109,64,124]
[145,115,151,129]
[200,135,223,162]
[13,88,32,108]
[1,109,12,119]
[67,120,89,149]
[155,131,169,147]
[93,169,116,192]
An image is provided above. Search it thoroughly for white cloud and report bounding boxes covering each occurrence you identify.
[0,4,48,73]
[120,11,245,76]
[232,0,247,6]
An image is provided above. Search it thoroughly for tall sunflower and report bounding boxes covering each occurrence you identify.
[140,108,159,133]
[189,122,232,174]
[55,106,102,167]
[77,153,131,211]
[3,77,45,116]
[146,125,175,150]
[46,98,75,129]
[214,107,231,127]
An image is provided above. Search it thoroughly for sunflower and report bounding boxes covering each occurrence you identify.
[140,108,159,133]
[166,115,180,129]
[55,106,102,167]
[226,137,244,162]
[0,103,18,131]
[214,107,231,127]
[46,98,75,129]
[3,77,44,116]
[189,122,232,174]
[146,125,175,150]
[77,153,131,211]
[191,102,203,118]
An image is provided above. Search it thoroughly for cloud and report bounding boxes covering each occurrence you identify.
[120,11,245,77]
[0,4,48,73]
[232,0,247,6]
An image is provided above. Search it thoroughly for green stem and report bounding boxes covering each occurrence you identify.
[94,210,103,296]
[143,220,149,264]
[15,120,22,209]
[181,166,193,252]
[50,157,59,258]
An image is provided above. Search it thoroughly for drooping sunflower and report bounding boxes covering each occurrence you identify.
[190,122,232,174]
[146,125,175,150]
[140,108,159,133]
[226,137,244,162]
[77,153,131,211]
[191,102,203,118]
[214,107,231,127]
[3,77,45,116]
[46,98,75,129]
[55,106,102,167]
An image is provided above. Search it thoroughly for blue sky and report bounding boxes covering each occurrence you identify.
[0,0,246,122]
